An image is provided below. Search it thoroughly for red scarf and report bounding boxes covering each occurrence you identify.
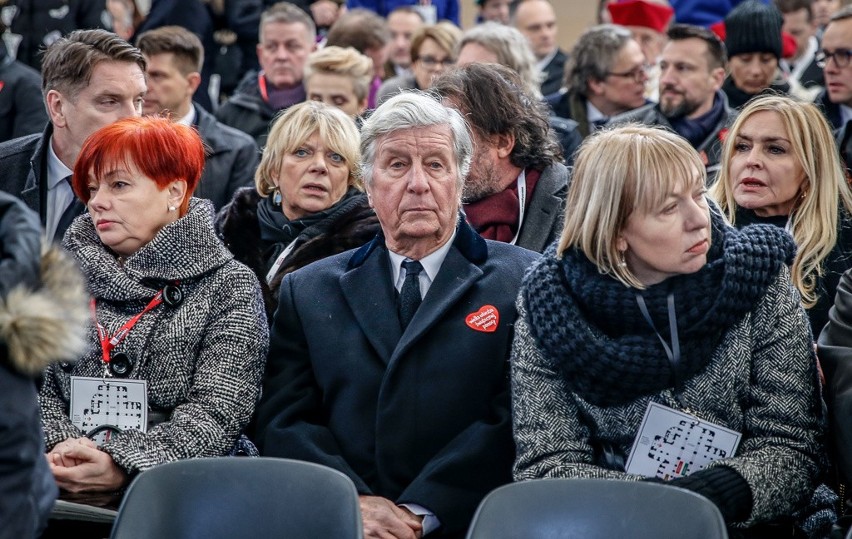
[464,168,541,243]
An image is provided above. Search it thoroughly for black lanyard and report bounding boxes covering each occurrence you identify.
[636,292,688,408]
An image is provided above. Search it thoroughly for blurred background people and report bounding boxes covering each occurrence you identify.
[477,0,511,24]
[217,2,316,148]
[711,95,852,336]
[385,6,425,78]
[815,6,852,132]
[607,0,675,102]
[136,25,259,210]
[511,0,566,97]
[376,22,461,105]
[40,116,268,493]
[304,45,373,120]
[325,8,391,108]
[217,101,379,317]
[344,0,459,25]
[0,19,48,143]
[777,0,825,93]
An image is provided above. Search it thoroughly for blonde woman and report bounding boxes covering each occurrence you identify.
[512,124,828,536]
[217,101,380,319]
[710,94,852,335]
[304,46,374,120]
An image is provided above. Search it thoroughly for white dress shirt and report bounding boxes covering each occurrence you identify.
[45,138,75,243]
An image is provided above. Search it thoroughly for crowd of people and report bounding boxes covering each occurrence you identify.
[3,0,852,538]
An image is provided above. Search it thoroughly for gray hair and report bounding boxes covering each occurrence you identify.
[360,91,473,190]
[457,22,543,99]
[565,24,633,96]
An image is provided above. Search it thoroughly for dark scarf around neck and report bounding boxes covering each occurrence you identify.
[522,210,795,407]
[670,91,726,148]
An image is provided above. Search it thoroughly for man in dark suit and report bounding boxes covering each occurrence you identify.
[255,91,539,538]
[432,63,573,253]
[511,0,567,96]
[0,29,146,243]
[136,26,259,210]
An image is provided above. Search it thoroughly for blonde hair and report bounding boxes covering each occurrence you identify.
[304,46,374,102]
[710,95,852,307]
[256,101,362,197]
[411,22,463,63]
[558,124,706,289]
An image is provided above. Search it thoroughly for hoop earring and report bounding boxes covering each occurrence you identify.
[272,188,282,207]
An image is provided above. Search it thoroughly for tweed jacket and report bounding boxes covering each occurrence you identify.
[39,198,268,475]
[512,266,824,528]
[193,103,259,210]
[255,219,539,538]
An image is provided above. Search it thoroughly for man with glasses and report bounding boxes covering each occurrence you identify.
[816,6,852,176]
[609,24,735,176]
[816,6,852,131]
[548,24,649,138]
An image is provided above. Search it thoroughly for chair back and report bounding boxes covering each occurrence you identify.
[466,478,728,539]
[110,457,362,539]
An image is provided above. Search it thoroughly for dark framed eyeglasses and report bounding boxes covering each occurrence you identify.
[417,55,455,68]
[816,49,852,69]
[606,64,651,83]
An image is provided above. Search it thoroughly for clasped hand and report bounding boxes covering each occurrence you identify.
[46,437,128,493]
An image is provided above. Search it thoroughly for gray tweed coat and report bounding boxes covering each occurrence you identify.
[39,198,268,474]
[511,266,825,527]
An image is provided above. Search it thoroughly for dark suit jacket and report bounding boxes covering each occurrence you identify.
[194,104,259,210]
[255,220,539,537]
[540,48,568,98]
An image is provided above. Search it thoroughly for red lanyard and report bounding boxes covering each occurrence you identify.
[258,72,269,103]
[90,291,164,366]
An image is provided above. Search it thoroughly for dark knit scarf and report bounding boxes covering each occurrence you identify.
[522,211,795,407]
[257,186,362,246]
[464,168,541,243]
[722,76,792,109]
[670,91,726,148]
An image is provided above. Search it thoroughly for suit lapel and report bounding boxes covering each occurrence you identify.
[341,244,402,365]
[391,246,483,363]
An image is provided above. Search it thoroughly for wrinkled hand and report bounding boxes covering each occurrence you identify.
[359,495,423,539]
[48,443,128,493]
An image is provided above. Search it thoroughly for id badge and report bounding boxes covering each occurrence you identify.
[70,376,148,446]
[625,402,741,480]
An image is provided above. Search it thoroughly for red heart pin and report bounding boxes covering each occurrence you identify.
[466,305,499,333]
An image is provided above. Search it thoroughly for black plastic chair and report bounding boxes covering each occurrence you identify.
[110,457,362,539]
[466,478,728,539]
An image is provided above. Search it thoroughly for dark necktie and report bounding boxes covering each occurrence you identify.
[398,260,423,330]
[55,175,85,242]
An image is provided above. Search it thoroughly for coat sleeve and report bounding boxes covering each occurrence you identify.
[101,266,269,473]
[254,272,372,493]
[707,267,824,526]
[511,294,644,482]
[818,268,852,486]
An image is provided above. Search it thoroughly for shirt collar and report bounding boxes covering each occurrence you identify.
[176,106,196,127]
[47,136,74,190]
[388,228,457,287]
[536,48,558,72]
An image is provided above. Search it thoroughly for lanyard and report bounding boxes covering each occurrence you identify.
[258,72,269,103]
[509,170,527,246]
[635,292,688,408]
[266,238,300,284]
[90,291,165,367]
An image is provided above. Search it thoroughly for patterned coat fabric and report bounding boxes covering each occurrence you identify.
[512,263,825,529]
[39,198,268,474]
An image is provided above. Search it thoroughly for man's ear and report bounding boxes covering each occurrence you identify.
[587,78,606,97]
[46,90,67,128]
[494,133,516,160]
[186,72,202,94]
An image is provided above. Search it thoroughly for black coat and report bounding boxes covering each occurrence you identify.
[540,48,568,97]
[193,104,259,210]
[0,41,48,143]
[215,70,279,149]
[217,187,380,319]
[254,220,539,537]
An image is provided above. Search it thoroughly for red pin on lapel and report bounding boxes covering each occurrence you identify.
[466,305,499,333]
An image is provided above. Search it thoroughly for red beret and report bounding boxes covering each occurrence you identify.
[608,0,675,33]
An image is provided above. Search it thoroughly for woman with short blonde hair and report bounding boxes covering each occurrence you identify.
[304,46,374,118]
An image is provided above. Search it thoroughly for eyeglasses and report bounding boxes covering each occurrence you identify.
[816,49,852,69]
[417,55,455,68]
[606,64,651,83]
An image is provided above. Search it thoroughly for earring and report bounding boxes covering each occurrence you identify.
[168,205,176,212]
[618,251,628,268]
[272,188,282,207]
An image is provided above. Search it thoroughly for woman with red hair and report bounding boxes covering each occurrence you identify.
[39,116,269,493]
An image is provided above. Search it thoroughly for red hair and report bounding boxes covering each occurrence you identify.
[72,116,205,216]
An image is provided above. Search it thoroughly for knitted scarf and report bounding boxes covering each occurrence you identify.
[464,169,541,243]
[522,211,795,407]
